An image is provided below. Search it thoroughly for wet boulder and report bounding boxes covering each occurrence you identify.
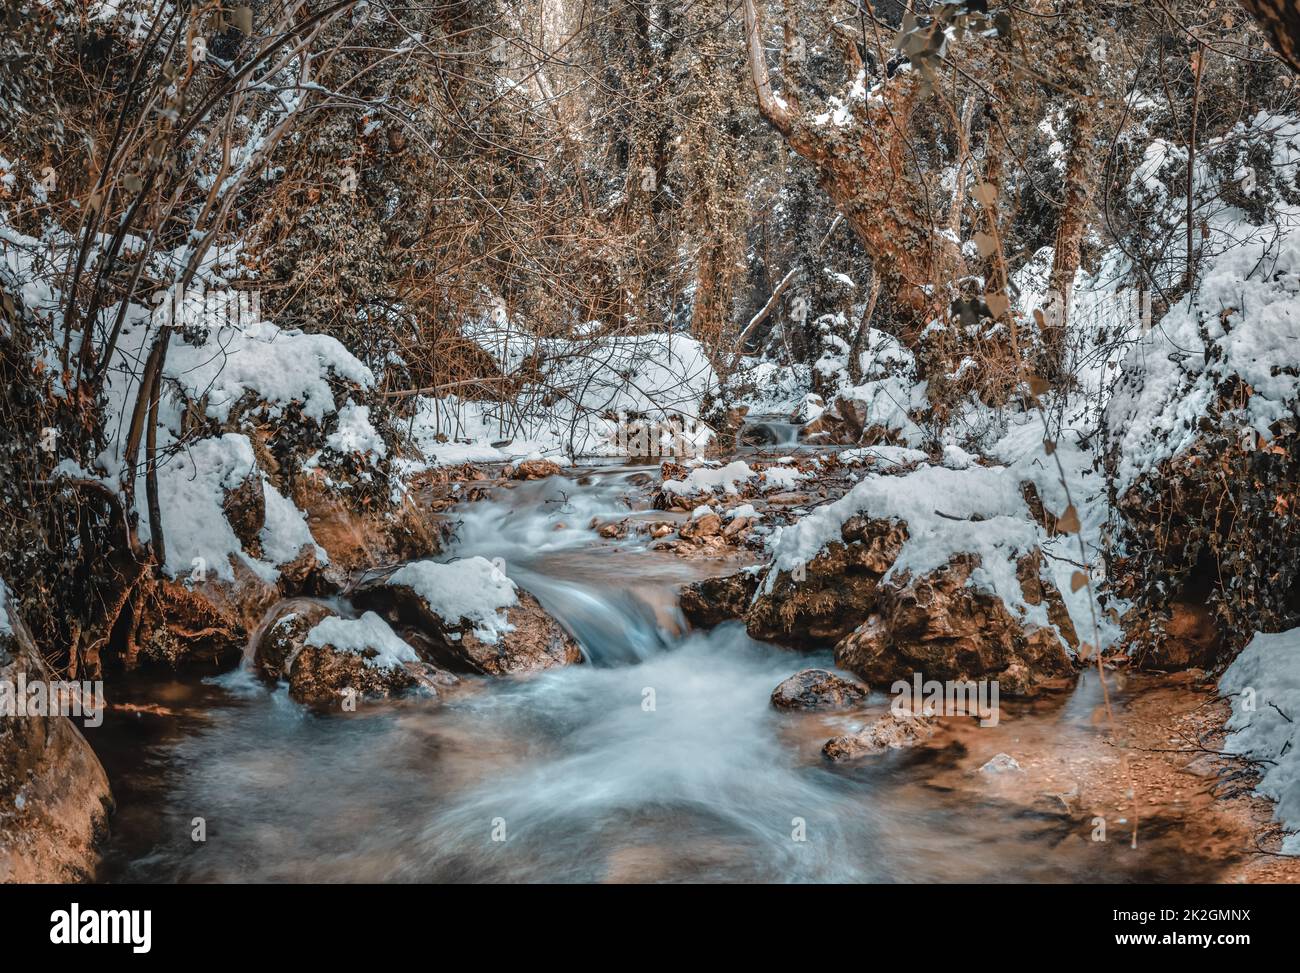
[745,516,908,646]
[833,552,1074,696]
[354,557,582,675]
[254,602,339,682]
[679,571,760,629]
[510,459,562,481]
[132,579,247,671]
[770,669,868,711]
[286,611,454,708]
[822,710,937,761]
[678,511,722,542]
[0,591,113,881]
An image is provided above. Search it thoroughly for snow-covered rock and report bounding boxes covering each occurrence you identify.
[288,611,452,708]
[354,557,582,675]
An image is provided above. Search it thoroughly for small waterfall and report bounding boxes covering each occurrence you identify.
[507,565,681,666]
[440,467,687,665]
[740,414,804,449]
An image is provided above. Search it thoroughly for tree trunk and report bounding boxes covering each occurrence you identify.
[742,0,959,347]
[1045,105,1098,355]
[1240,1,1300,73]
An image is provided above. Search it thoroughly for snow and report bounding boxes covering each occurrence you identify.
[401,395,558,468]
[1220,627,1300,854]
[144,318,374,425]
[305,611,421,670]
[149,434,266,583]
[841,445,929,468]
[759,465,807,493]
[386,556,518,644]
[728,359,810,416]
[260,485,329,567]
[325,400,387,463]
[1108,114,1300,492]
[454,321,718,459]
[663,461,757,497]
[141,433,326,582]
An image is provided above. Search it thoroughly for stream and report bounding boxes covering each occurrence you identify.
[92,465,1229,883]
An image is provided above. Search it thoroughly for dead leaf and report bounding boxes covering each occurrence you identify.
[1058,504,1081,533]
[1071,570,1088,592]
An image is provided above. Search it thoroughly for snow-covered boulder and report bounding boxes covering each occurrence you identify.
[834,551,1075,693]
[286,612,454,708]
[745,462,1080,693]
[354,557,582,675]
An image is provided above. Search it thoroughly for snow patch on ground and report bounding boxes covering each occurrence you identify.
[450,323,718,460]
[400,395,559,468]
[759,465,808,492]
[663,461,756,497]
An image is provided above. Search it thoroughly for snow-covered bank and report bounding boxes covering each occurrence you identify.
[1221,628,1300,854]
[404,326,719,467]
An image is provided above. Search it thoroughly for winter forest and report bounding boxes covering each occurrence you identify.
[3,0,1300,890]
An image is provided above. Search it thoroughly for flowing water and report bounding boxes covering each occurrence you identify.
[739,414,806,451]
[94,468,1229,883]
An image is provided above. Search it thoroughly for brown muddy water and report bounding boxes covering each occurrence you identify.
[89,468,1234,883]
